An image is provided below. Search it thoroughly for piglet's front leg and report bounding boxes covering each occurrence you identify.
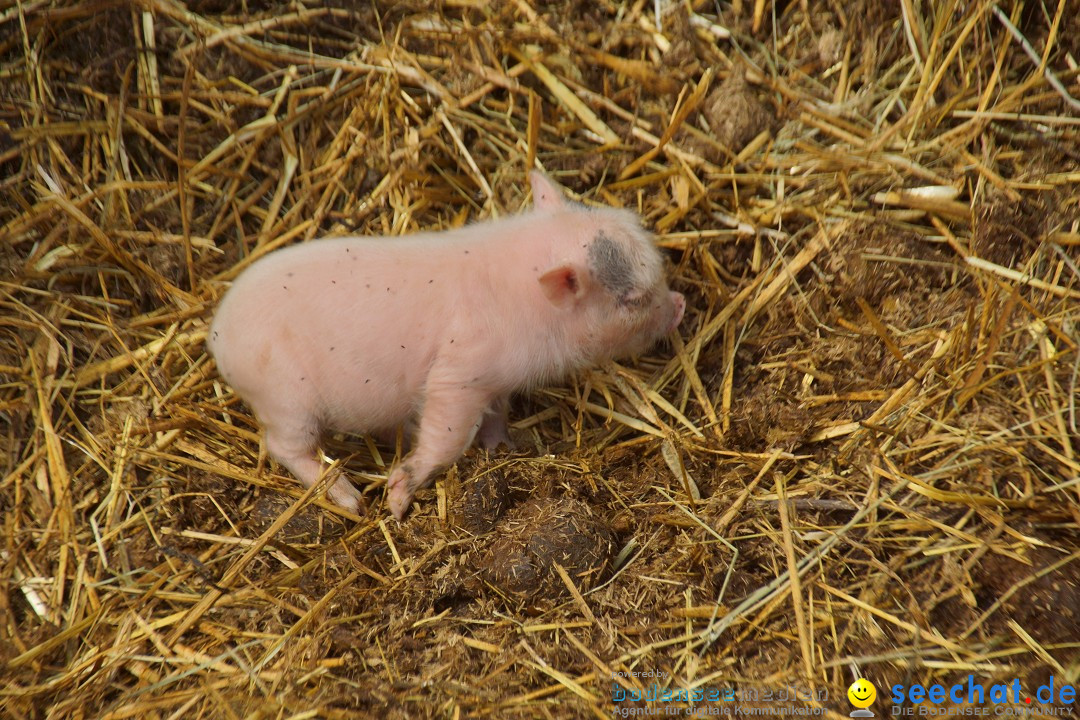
[386,386,492,520]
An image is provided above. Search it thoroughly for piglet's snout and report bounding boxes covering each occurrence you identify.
[665,292,686,335]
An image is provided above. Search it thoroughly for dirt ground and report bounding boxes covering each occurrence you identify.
[2,0,1079,718]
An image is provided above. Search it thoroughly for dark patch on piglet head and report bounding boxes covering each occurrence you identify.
[587,231,635,298]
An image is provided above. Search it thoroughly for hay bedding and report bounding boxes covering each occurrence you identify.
[1,0,1079,717]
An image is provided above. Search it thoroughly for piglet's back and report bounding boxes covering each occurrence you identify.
[214,239,440,423]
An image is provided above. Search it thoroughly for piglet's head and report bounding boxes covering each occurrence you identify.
[531,171,685,363]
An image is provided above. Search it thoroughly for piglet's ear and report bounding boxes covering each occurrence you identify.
[538,262,586,307]
[530,171,566,211]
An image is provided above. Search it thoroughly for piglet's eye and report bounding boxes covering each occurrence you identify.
[620,290,652,309]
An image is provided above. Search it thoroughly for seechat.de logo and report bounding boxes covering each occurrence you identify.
[890,675,1077,710]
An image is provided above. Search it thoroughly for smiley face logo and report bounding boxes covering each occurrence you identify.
[848,678,876,709]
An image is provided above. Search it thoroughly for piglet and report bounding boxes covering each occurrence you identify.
[208,172,685,520]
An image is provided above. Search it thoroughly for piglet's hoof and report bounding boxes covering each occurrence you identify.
[386,468,415,520]
[325,475,363,514]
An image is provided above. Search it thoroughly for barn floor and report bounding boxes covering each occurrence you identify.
[2,1,1079,718]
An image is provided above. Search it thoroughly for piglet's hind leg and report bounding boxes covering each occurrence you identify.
[264,422,362,513]
[387,388,491,520]
[477,394,513,450]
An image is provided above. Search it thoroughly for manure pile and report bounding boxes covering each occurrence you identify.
[2,1,1079,718]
